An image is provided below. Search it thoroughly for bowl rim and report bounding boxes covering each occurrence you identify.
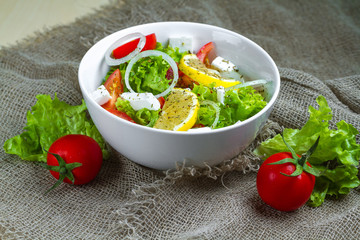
[78,21,280,136]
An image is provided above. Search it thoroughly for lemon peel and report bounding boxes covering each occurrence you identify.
[179,54,241,88]
[154,88,199,131]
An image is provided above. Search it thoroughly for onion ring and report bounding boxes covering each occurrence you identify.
[200,100,220,129]
[124,50,179,98]
[225,79,269,91]
[105,32,146,66]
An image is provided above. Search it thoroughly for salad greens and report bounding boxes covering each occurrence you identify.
[116,98,160,127]
[101,34,269,130]
[107,42,188,95]
[3,94,109,162]
[254,95,360,207]
[192,84,267,128]
[114,81,267,129]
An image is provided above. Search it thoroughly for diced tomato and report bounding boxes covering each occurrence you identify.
[106,109,136,123]
[112,33,157,59]
[158,96,165,109]
[101,69,122,110]
[192,123,205,128]
[196,42,215,64]
[166,63,184,80]
[176,74,197,89]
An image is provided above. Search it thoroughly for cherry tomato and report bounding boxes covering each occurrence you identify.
[196,42,215,64]
[46,134,103,186]
[101,69,122,110]
[112,33,157,59]
[106,109,136,123]
[256,152,316,212]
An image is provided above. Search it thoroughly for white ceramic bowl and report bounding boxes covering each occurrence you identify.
[78,22,280,170]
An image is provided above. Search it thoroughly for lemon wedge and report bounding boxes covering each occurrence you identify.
[179,54,241,88]
[154,88,199,131]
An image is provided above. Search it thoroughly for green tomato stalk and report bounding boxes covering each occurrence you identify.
[41,151,82,194]
[268,135,321,177]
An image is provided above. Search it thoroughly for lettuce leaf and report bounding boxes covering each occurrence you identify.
[115,98,160,127]
[192,84,267,128]
[155,42,188,63]
[107,43,187,96]
[3,94,109,162]
[254,95,360,207]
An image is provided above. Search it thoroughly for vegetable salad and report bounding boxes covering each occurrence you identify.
[92,32,268,131]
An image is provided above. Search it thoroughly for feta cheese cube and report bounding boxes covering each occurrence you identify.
[91,85,111,105]
[121,92,160,111]
[211,56,244,82]
[211,56,238,72]
[169,37,193,53]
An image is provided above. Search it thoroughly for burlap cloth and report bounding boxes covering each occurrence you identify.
[1,0,359,239]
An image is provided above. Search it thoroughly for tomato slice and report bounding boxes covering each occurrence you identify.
[157,96,165,109]
[106,109,136,123]
[192,123,205,128]
[112,33,157,59]
[196,42,215,64]
[101,69,122,110]
[166,62,184,80]
[176,74,197,89]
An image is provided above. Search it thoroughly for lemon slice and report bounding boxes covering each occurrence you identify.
[154,88,199,131]
[179,54,241,88]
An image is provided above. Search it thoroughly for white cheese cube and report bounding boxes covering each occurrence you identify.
[91,85,111,105]
[211,56,244,82]
[211,56,238,72]
[121,92,160,111]
[216,86,225,105]
[169,37,193,53]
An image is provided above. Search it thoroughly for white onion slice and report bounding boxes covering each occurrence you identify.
[124,50,179,98]
[225,79,269,92]
[200,100,220,129]
[105,32,146,66]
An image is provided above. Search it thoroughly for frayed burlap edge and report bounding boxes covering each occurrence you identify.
[163,119,282,181]
[110,119,282,239]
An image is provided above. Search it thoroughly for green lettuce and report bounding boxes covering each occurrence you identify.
[3,94,109,162]
[115,98,160,127]
[254,95,360,207]
[192,84,267,129]
[154,42,188,63]
[106,43,187,96]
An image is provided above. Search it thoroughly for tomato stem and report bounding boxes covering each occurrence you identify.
[41,149,82,194]
[267,135,321,177]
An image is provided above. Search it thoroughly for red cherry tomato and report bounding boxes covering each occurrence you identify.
[112,33,157,59]
[256,152,316,212]
[196,42,215,64]
[106,109,136,123]
[46,134,103,186]
[101,69,122,110]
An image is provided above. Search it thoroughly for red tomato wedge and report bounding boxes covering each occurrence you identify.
[106,109,136,123]
[112,33,157,59]
[157,96,165,109]
[196,42,215,63]
[192,123,206,128]
[101,69,122,110]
